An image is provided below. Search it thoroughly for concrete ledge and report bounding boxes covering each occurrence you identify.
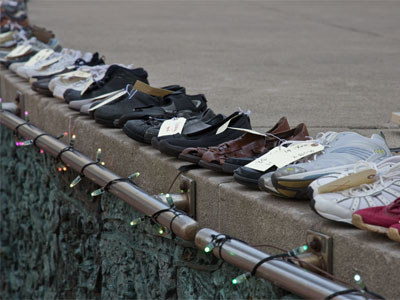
[1,66,399,299]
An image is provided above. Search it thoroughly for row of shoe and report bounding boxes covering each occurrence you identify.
[1,18,399,243]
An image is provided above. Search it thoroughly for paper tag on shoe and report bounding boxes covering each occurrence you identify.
[245,142,324,172]
[216,113,242,135]
[88,89,127,111]
[133,81,174,97]
[158,117,187,137]
[317,169,377,194]
[36,56,61,70]
[60,70,91,79]
[6,44,32,59]
[227,127,266,136]
[80,76,94,95]
[24,49,54,67]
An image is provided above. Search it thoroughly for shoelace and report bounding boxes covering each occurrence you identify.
[347,163,400,197]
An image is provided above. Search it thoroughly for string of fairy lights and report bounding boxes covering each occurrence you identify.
[1,103,385,299]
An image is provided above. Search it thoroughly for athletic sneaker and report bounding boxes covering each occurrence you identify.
[260,132,392,199]
[24,49,90,79]
[310,156,400,223]
[352,198,400,242]
[50,64,110,99]
[387,223,400,242]
[63,65,148,103]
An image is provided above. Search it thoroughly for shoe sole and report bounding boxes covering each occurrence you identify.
[122,124,147,144]
[309,186,353,223]
[387,227,400,243]
[94,115,119,128]
[157,140,184,157]
[221,162,240,174]
[198,160,223,172]
[32,85,53,97]
[233,172,259,189]
[178,153,202,164]
[352,214,388,234]
[271,174,313,199]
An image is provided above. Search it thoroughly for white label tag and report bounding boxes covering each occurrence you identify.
[227,127,266,136]
[88,90,127,111]
[24,49,54,67]
[80,76,94,95]
[158,117,187,137]
[317,169,376,194]
[36,56,61,70]
[216,114,241,135]
[6,44,32,59]
[245,142,325,172]
[60,70,91,79]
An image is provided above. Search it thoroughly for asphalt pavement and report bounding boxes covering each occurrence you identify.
[28,0,400,134]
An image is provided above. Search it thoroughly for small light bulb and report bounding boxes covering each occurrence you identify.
[40,149,44,154]
[353,274,365,289]
[63,166,67,172]
[96,148,102,162]
[158,227,165,235]
[58,167,62,172]
[101,162,105,166]
[166,194,174,207]
[70,175,82,188]
[70,134,76,147]
[64,132,68,136]
[130,217,143,226]
[204,242,215,253]
[91,187,105,197]
[232,272,251,285]
[128,172,140,180]
[24,111,29,122]
[288,245,309,256]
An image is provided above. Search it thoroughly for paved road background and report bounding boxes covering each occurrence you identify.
[28,0,399,135]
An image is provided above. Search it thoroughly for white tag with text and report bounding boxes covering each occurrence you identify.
[158,118,187,137]
[245,142,324,172]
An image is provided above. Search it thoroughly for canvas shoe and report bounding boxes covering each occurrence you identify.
[352,198,400,239]
[387,223,400,242]
[63,65,148,103]
[308,158,400,223]
[262,132,392,199]
[23,49,90,79]
[50,64,109,99]
[93,84,185,127]
[154,111,252,157]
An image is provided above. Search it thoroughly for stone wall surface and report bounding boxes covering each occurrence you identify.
[0,126,299,299]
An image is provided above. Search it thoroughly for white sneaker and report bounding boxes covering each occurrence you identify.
[50,65,109,100]
[24,49,88,79]
[309,156,400,224]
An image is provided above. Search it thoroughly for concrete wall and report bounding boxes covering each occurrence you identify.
[0,126,299,299]
[1,66,399,299]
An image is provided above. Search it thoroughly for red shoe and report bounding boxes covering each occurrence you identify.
[387,223,400,243]
[352,198,400,234]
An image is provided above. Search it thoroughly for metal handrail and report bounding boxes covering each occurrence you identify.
[0,109,371,300]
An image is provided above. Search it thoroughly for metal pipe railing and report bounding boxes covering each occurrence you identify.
[196,228,366,300]
[0,110,200,241]
[0,109,374,300]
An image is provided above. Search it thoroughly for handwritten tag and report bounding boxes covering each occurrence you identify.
[317,169,377,194]
[24,49,54,67]
[133,81,174,97]
[245,142,324,172]
[227,127,266,136]
[216,114,241,135]
[80,76,94,95]
[158,118,187,137]
[6,44,32,59]
[36,56,61,70]
[60,70,91,79]
[88,90,127,111]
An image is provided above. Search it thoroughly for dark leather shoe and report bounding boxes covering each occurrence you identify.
[232,123,310,188]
